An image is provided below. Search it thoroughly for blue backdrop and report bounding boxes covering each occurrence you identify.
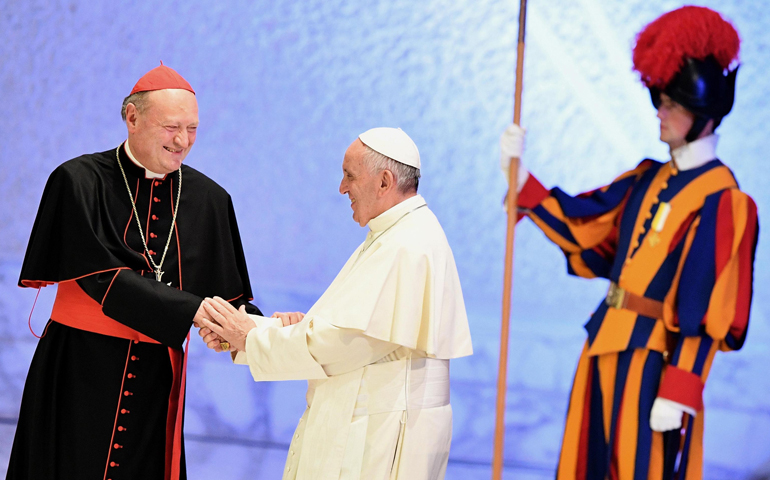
[1,1,768,478]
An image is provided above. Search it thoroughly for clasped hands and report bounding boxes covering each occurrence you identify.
[194,296,304,353]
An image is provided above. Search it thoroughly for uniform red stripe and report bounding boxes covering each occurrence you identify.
[714,190,734,275]
[517,174,551,210]
[576,364,593,480]
[731,199,758,338]
[609,396,623,480]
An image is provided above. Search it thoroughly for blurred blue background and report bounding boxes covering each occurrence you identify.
[1,1,767,478]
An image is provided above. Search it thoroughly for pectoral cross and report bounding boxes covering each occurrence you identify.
[155,268,165,282]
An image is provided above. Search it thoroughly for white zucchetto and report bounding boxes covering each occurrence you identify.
[358,127,421,169]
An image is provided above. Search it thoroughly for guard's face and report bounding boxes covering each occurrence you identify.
[339,140,381,227]
[657,93,694,150]
[126,89,199,174]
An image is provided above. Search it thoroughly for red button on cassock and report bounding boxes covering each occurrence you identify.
[155,181,161,186]
[150,233,157,238]
[118,426,125,431]
[131,356,137,361]
[152,215,158,220]
[153,197,160,202]
[120,409,127,414]
[110,461,116,467]
[127,373,133,379]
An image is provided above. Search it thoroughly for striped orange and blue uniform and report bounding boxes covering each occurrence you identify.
[517,158,758,480]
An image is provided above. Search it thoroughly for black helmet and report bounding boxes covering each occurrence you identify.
[649,56,739,141]
[633,6,740,142]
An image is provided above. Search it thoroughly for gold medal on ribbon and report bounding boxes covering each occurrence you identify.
[648,202,671,247]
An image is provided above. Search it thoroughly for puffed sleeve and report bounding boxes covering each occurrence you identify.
[515,160,657,279]
[658,189,759,412]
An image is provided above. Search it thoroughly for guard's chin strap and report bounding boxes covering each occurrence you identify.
[686,115,717,143]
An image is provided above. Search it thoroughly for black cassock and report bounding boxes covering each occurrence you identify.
[7,144,261,480]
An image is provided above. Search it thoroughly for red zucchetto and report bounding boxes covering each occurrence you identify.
[130,62,195,95]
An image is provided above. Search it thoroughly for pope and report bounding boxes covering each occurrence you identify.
[197,127,473,479]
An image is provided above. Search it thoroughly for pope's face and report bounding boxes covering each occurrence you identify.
[657,93,694,150]
[339,140,382,227]
[126,89,199,174]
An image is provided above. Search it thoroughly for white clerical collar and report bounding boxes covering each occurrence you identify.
[368,194,426,233]
[124,140,166,179]
[671,134,719,172]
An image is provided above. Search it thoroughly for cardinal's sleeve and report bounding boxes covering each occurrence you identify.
[74,270,201,348]
[19,159,259,349]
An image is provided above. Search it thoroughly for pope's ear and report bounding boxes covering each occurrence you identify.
[380,169,396,194]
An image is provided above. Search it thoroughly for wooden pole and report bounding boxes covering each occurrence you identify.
[492,0,528,478]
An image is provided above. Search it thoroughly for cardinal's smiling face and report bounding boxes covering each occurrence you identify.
[126,88,199,174]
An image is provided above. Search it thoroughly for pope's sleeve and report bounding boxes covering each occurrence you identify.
[514,161,653,279]
[235,315,327,381]
[658,189,759,412]
[304,317,401,375]
[234,316,400,380]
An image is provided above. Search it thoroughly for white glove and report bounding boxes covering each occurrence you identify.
[499,123,529,190]
[649,397,696,432]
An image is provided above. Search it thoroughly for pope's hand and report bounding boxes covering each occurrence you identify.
[650,397,693,432]
[194,301,232,352]
[199,297,256,352]
[197,326,234,353]
[500,123,526,185]
[271,311,305,327]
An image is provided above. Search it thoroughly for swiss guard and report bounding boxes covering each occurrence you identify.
[499,6,758,479]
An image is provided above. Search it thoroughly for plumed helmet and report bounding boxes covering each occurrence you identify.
[632,6,740,141]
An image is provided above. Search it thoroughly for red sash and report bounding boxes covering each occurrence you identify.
[51,280,187,480]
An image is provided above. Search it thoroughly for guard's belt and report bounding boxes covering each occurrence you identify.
[606,282,664,319]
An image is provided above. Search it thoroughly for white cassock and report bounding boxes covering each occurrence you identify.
[233,194,472,480]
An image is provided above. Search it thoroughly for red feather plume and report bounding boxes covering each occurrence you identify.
[632,6,740,88]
